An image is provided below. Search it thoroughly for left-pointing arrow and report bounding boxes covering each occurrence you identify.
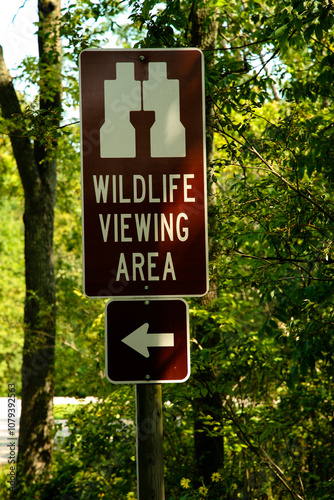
[121,323,174,358]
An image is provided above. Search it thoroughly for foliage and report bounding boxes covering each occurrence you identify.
[0,139,24,396]
[1,0,334,498]
[0,198,24,395]
[53,125,109,398]
[21,393,137,499]
[128,0,334,497]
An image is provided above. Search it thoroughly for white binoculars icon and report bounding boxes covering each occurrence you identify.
[100,62,186,158]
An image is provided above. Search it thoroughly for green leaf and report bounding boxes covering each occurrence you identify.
[315,24,323,41]
[274,24,289,39]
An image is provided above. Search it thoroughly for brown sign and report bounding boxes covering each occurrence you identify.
[105,299,190,384]
[80,49,208,298]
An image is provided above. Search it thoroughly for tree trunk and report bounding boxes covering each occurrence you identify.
[190,2,225,486]
[0,0,61,491]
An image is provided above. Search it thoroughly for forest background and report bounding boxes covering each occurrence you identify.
[0,0,334,499]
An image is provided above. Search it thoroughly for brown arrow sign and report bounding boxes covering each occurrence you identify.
[105,299,190,384]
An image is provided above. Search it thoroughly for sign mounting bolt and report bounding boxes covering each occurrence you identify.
[139,55,145,62]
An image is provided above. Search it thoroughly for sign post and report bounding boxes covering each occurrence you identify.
[136,384,164,499]
[105,298,189,499]
[80,48,207,500]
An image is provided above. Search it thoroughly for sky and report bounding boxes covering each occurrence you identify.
[0,0,125,111]
[0,0,127,75]
[0,0,38,73]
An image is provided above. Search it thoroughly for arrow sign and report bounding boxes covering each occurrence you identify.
[105,299,189,383]
[121,323,174,358]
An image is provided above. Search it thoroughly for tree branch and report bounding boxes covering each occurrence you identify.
[11,0,30,24]
[219,128,334,224]
[222,398,305,500]
[233,249,334,265]
[0,46,38,196]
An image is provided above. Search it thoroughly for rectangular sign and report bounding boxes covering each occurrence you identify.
[105,299,190,384]
[80,48,208,298]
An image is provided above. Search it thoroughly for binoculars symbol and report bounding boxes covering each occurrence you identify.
[100,62,186,158]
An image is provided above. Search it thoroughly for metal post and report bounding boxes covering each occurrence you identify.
[136,384,165,500]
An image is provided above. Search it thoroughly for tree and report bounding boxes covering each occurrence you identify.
[0,0,125,491]
[0,0,61,489]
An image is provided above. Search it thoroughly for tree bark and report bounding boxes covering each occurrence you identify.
[0,0,61,491]
[190,2,225,485]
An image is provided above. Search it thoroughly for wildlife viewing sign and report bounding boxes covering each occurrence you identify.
[80,48,208,298]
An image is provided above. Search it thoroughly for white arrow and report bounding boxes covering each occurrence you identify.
[121,323,174,358]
